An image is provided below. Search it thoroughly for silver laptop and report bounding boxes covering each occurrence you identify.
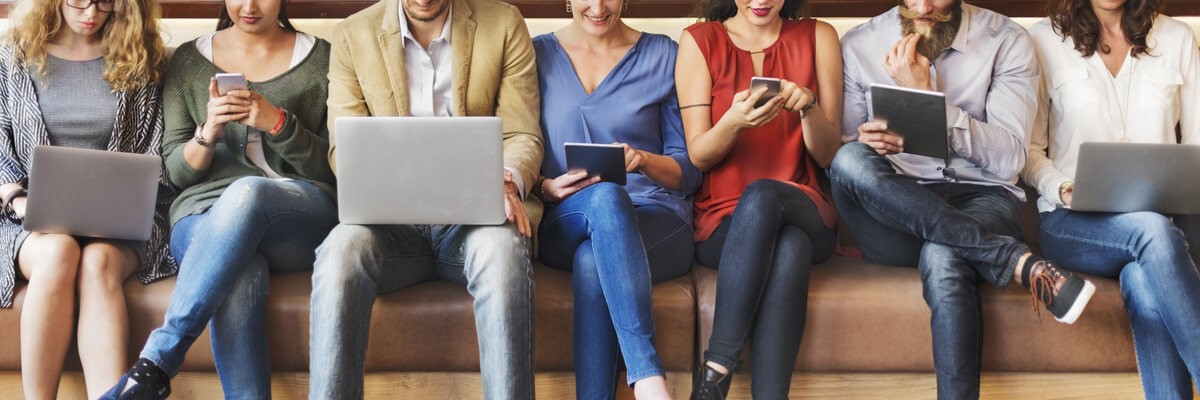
[23,145,161,241]
[1071,142,1200,214]
[334,116,506,225]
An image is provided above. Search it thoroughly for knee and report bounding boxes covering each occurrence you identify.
[1118,264,1162,319]
[313,224,381,287]
[571,182,638,225]
[1128,212,1187,255]
[77,242,132,291]
[828,142,877,186]
[22,234,81,290]
[467,226,529,268]
[212,177,288,217]
[580,182,631,205]
[735,179,787,218]
[465,226,532,291]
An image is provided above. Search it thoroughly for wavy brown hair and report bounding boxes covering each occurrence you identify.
[694,0,808,21]
[5,0,165,90]
[1048,0,1163,58]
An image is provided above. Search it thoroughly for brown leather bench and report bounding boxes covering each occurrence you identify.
[0,265,697,391]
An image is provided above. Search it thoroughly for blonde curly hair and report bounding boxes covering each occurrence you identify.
[6,0,165,91]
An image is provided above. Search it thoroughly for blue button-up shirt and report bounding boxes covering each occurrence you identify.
[841,4,1040,199]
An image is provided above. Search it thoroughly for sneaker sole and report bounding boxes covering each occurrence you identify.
[1055,280,1095,324]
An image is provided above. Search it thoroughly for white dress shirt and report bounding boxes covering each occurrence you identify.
[1024,15,1200,213]
[399,7,454,117]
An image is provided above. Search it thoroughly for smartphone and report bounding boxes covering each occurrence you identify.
[215,73,248,96]
[750,76,782,108]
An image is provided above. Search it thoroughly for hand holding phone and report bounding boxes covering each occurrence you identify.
[750,76,782,108]
[215,73,248,96]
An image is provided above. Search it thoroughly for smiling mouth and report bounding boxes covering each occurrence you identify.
[583,14,610,22]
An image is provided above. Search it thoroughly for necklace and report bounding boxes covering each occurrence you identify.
[1103,53,1135,143]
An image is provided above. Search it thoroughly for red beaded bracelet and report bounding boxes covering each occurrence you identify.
[268,109,287,135]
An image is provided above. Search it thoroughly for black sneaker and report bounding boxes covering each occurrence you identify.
[690,366,730,400]
[1028,260,1096,324]
[99,359,171,400]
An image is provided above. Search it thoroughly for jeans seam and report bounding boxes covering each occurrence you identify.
[1041,220,1133,259]
[643,222,689,251]
[543,210,590,227]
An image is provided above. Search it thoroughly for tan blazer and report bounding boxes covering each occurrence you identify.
[327,0,544,227]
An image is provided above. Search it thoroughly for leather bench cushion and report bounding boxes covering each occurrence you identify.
[0,264,695,372]
[694,255,1136,372]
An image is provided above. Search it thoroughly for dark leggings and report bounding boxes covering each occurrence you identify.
[695,179,837,400]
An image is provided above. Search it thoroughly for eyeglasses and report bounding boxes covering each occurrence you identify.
[65,0,115,13]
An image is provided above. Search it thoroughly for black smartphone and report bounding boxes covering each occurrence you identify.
[750,76,782,108]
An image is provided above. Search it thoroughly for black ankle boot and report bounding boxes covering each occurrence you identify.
[690,365,731,400]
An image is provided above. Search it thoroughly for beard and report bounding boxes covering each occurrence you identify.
[899,2,963,60]
[404,0,451,22]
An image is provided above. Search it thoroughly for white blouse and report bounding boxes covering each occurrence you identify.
[1024,15,1200,213]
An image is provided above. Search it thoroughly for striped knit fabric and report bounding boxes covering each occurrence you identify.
[0,43,178,308]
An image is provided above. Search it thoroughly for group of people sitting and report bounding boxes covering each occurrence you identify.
[0,0,1196,399]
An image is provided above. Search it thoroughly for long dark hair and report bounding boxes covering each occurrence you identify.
[1048,0,1162,58]
[694,0,808,21]
[216,0,298,32]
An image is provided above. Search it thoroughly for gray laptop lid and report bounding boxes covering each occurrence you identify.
[23,145,161,241]
[1071,142,1200,214]
[334,116,506,225]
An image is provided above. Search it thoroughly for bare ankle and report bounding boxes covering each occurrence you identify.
[632,375,672,400]
[705,361,730,376]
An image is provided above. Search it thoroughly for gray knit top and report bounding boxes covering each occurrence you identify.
[33,56,116,150]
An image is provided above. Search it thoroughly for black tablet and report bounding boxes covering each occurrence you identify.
[565,142,627,186]
[869,84,949,160]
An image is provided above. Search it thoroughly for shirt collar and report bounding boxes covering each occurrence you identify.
[398,6,453,49]
[945,4,972,55]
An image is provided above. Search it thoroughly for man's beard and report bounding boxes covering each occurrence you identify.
[899,2,962,60]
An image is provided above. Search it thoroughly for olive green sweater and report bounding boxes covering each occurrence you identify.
[161,39,335,225]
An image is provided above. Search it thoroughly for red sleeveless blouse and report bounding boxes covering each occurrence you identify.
[688,19,838,241]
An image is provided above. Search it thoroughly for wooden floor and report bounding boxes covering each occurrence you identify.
[2,371,1195,399]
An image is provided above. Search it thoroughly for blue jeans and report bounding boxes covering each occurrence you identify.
[309,222,534,400]
[1040,209,1200,398]
[829,143,1028,400]
[538,183,693,400]
[141,177,337,400]
[695,179,837,400]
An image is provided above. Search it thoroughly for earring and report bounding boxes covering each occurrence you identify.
[623,0,629,12]
[565,1,572,13]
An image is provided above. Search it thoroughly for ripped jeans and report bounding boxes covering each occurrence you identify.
[140,177,337,400]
